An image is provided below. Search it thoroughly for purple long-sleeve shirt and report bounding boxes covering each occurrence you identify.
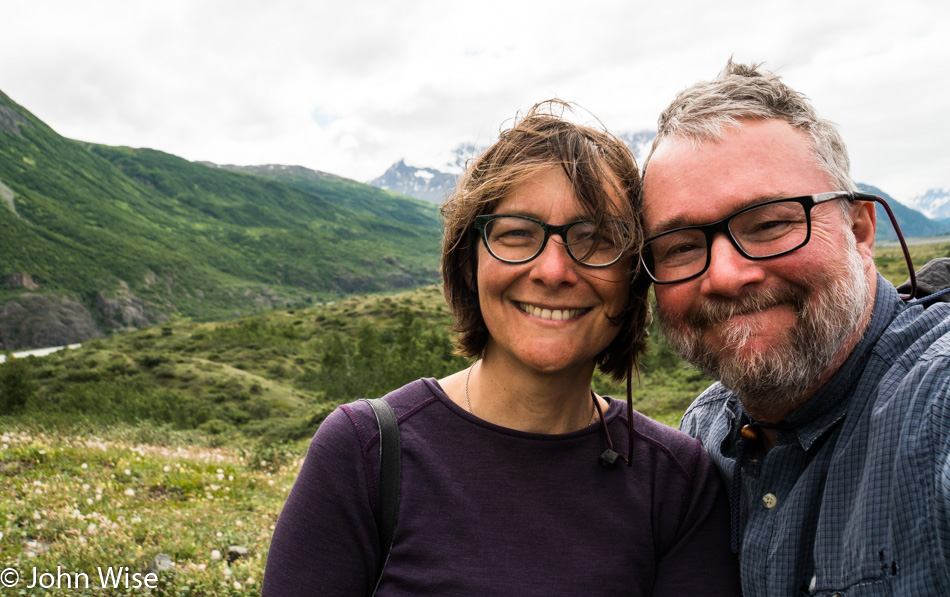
[263,378,740,596]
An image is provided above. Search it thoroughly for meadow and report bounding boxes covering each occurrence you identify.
[0,240,947,595]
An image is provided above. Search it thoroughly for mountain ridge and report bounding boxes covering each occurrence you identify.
[0,90,442,350]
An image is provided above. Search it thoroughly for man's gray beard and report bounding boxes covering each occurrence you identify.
[658,243,870,417]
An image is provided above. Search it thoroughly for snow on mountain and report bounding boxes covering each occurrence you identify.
[905,188,950,221]
[369,132,657,203]
[367,159,458,204]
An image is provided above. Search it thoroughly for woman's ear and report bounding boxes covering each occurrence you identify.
[464,263,474,291]
[463,242,479,292]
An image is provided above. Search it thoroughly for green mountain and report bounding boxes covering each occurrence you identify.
[858,183,950,240]
[0,90,443,350]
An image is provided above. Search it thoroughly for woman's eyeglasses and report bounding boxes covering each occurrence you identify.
[475,214,629,268]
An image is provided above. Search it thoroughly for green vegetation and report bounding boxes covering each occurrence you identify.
[874,240,950,288]
[0,424,294,595]
[0,90,442,349]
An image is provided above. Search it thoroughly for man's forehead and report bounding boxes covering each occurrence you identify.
[642,120,832,234]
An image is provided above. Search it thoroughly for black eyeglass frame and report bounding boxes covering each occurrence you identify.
[642,191,881,284]
[474,214,627,268]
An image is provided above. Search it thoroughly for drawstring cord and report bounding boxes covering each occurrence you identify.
[595,361,635,468]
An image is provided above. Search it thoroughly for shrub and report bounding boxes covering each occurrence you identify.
[198,418,233,435]
[139,354,168,368]
[0,356,37,413]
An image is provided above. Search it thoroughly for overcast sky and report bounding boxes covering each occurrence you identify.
[2,0,948,203]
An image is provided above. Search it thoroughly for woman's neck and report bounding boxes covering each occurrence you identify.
[461,352,600,434]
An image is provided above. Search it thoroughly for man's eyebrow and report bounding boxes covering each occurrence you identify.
[646,193,797,237]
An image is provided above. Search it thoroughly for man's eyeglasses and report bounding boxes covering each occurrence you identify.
[475,214,629,268]
[641,191,917,298]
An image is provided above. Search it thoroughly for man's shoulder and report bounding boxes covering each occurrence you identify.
[867,301,950,441]
[877,300,950,373]
[679,382,738,440]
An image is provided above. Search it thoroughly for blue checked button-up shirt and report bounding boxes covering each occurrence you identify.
[680,275,950,596]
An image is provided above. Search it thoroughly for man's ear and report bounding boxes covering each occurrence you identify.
[850,199,877,262]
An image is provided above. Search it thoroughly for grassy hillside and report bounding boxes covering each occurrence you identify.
[211,163,441,231]
[0,90,442,351]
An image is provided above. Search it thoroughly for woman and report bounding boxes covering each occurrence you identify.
[262,101,740,596]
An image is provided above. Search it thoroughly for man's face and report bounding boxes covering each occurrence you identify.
[642,119,877,420]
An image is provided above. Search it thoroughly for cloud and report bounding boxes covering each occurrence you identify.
[1,0,948,197]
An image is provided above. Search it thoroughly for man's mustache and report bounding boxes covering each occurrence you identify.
[687,285,808,328]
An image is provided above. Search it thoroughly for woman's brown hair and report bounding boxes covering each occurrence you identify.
[440,99,651,382]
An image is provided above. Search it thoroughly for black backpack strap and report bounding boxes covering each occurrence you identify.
[361,398,401,596]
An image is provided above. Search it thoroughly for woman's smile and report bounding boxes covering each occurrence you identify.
[515,301,591,322]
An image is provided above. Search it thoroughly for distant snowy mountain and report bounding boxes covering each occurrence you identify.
[857,184,950,239]
[905,188,950,221]
[369,132,657,203]
[368,159,459,204]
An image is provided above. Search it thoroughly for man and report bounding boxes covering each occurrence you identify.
[640,59,950,596]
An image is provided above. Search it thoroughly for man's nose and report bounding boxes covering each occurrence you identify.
[699,233,766,297]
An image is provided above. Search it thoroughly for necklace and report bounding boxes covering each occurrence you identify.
[464,361,597,427]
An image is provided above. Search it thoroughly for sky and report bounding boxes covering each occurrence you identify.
[2,0,948,204]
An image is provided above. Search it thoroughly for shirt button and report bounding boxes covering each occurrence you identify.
[762,493,778,509]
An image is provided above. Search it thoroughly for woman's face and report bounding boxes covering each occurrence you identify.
[476,167,630,377]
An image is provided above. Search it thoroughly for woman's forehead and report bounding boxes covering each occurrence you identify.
[491,166,627,219]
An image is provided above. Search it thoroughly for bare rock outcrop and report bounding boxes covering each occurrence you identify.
[4,274,39,290]
[0,294,105,351]
[0,105,28,136]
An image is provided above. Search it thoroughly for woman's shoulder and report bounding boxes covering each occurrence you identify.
[335,378,443,432]
[608,399,707,479]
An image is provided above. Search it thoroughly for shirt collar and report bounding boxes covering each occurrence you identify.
[781,273,901,450]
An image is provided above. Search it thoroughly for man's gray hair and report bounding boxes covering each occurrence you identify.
[645,59,856,193]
